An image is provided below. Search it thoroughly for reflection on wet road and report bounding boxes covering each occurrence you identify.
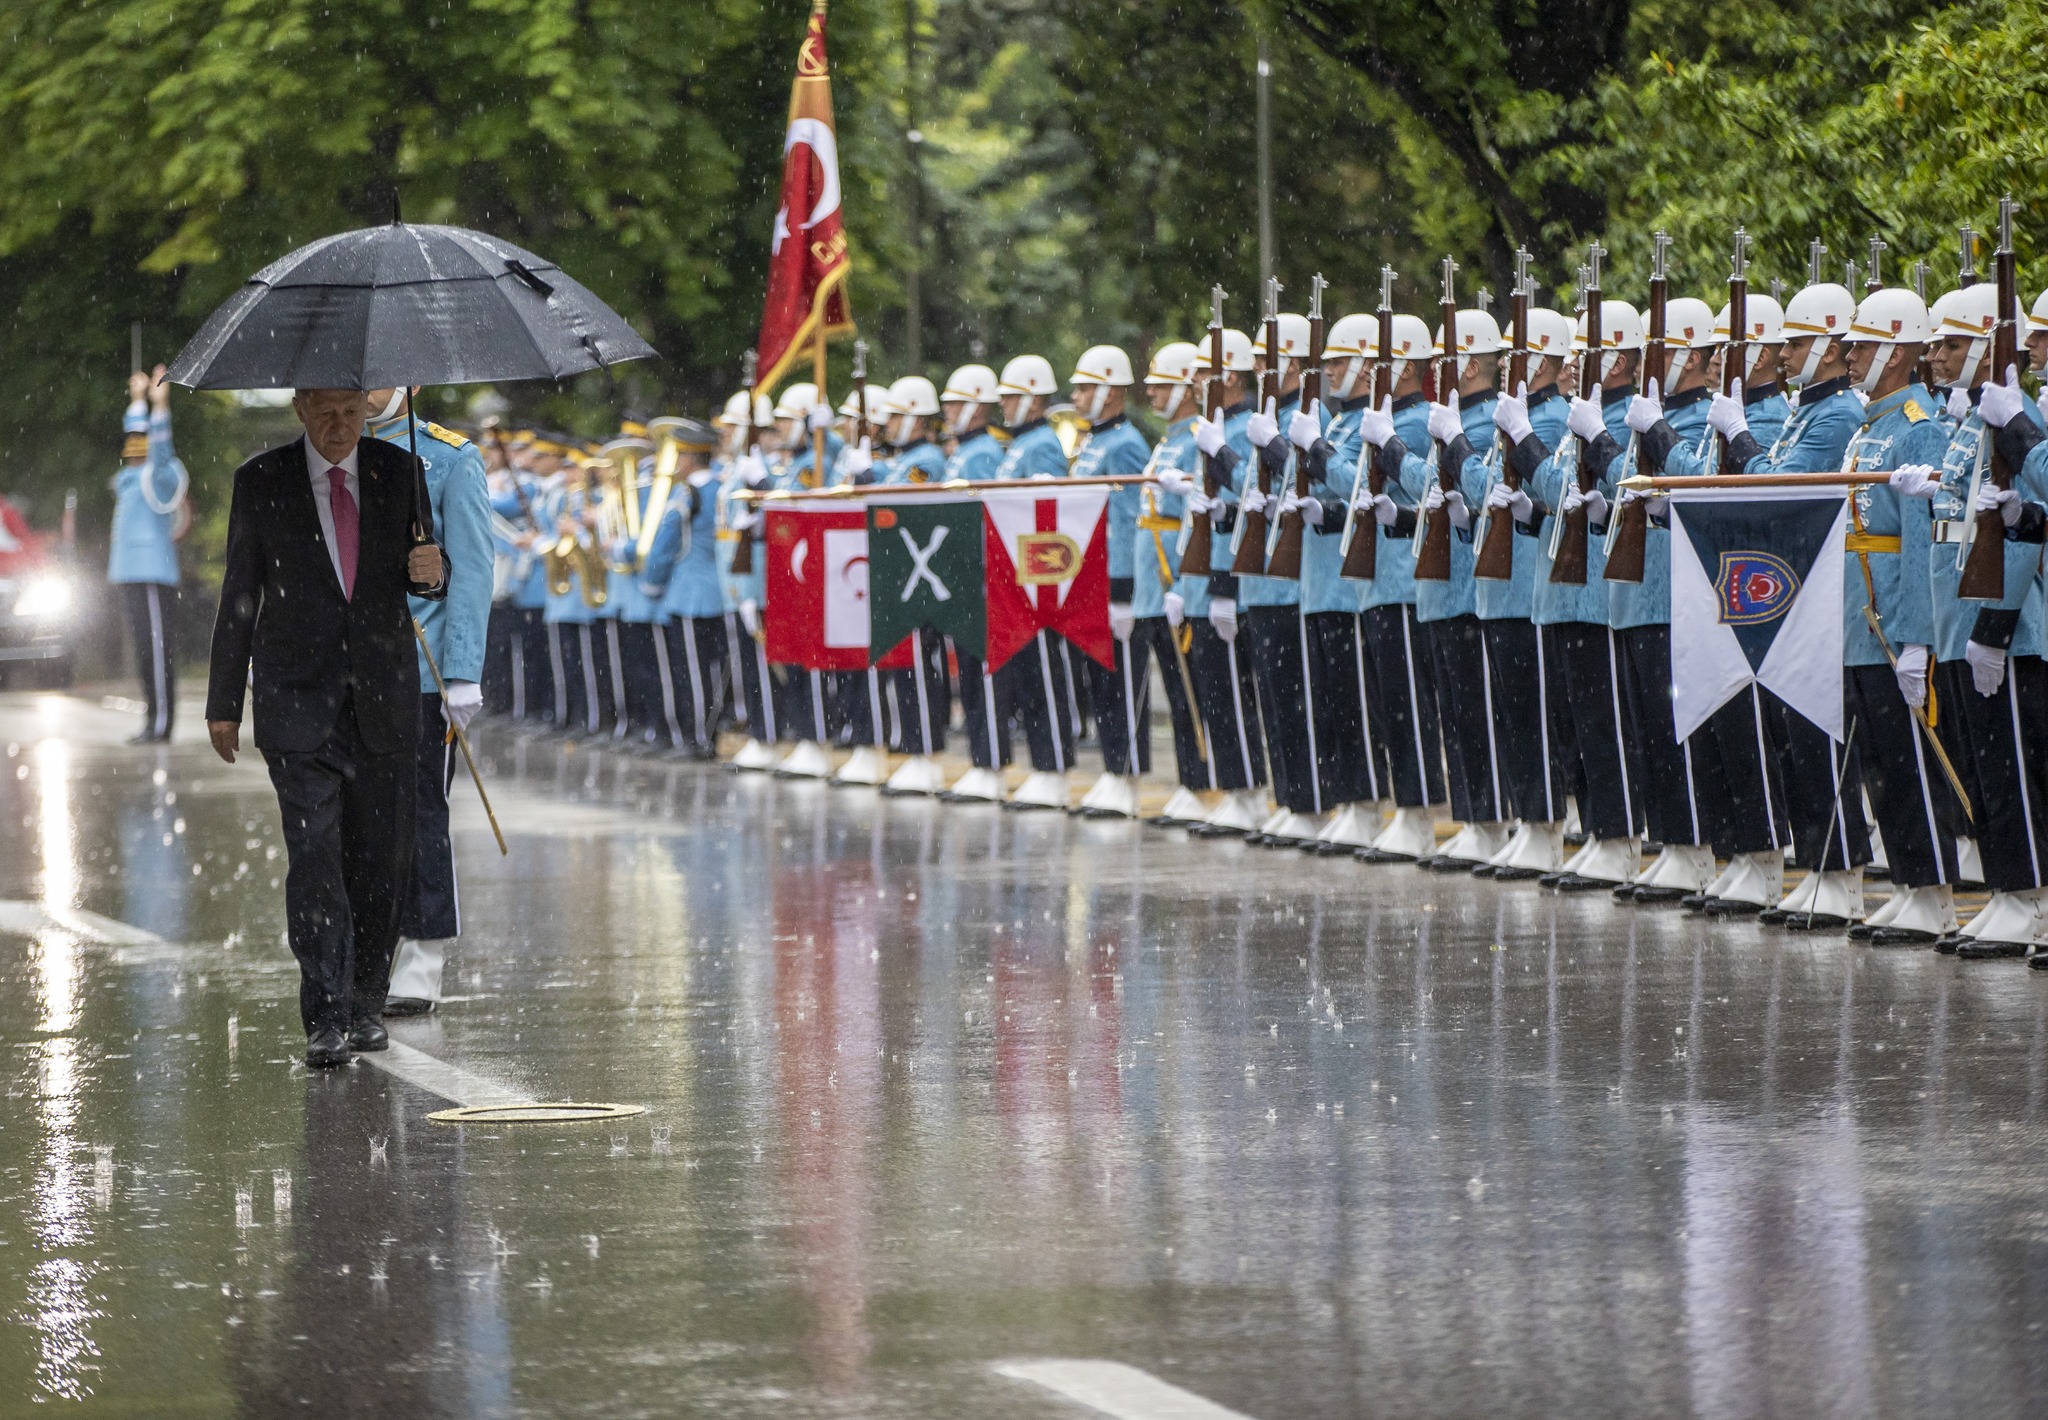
[3,692,2047,1417]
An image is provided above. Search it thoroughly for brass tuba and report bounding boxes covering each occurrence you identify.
[543,455,614,608]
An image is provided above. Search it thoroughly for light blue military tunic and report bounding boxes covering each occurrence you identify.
[1462,388,1554,623]
[1397,395,1478,624]
[992,419,1069,480]
[783,430,846,490]
[1927,394,2044,661]
[886,438,948,485]
[718,454,773,613]
[645,470,726,621]
[1661,382,1794,478]
[505,473,553,612]
[1133,417,1194,620]
[1527,385,1627,626]
[1234,395,1309,610]
[945,429,1006,481]
[1841,384,1944,666]
[108,401,186,587]
[541,482,602,627]
[1341,393,1431,614]
[1609,383,1711,629]
[366,413,494,686]
[1303,398,1367,616]
[1073,415,1152,597]
[606,468,671,626]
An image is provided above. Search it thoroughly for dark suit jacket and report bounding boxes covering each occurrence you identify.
[206,435,443,756]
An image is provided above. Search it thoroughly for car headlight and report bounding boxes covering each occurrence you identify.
[14,576,72,619]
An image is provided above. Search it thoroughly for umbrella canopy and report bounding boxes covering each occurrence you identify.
[165,222,657,391]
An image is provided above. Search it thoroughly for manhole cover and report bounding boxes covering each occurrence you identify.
[427,1102,647,1125]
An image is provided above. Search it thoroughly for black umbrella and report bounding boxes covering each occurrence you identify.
[165,220,655,391]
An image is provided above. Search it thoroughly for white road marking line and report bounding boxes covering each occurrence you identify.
[361,1040,533,1108]
[0,899,536,1109]
[994,1361,1255,1419]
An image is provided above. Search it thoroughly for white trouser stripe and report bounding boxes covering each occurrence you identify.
[578,625,600,732]
[1400,609,1430,803]
[1607,628,1634,831]
[1905,696,1946,885]
[1297,613,1322,813]
[651,627,686,746]
[548,623,568,724]
[1353,614,1380,802]
[1751,687,1780,849]
[1038,631,1066,772]
[1477,629,1501,820]
[2010,672,2043,885]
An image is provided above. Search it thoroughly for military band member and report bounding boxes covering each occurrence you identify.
[874,376,952,776]
[938,363,1015,800]
[110,367,188,743]
[830,382,896,768]
[506,435,560,725]
[637,419,726,757]
[600,431,668,747]
[770,382,839,753]
[719,392,781,766]
[368,390,492,1016]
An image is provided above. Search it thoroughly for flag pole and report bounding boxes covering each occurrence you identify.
[812,320,829,481]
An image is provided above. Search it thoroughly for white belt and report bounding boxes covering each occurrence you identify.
[1931,520,1973,545]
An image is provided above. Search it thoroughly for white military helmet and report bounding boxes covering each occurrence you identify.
[838,384,890,422]
[1145,341,1201,385]
[1933,283,1998,388]
[1780,282,1856,387]
[1572,300,1644,381]
[1191,328,1256,374]
[1523,308,1577,361]
[885,374,942,418]
[719,390,775,428]
[1250,314,1314,373]
[941,363,1000,405]
[2030,288,2048,335]
[772,381,820,421]
[1714,294,1786,382]
[997,354,1059,397]
[1322,315,1376,397]
[1071,345,1135,386]
[1658,296,1720,388]
[1845,287,1929,393]
[1434,308,1505,359]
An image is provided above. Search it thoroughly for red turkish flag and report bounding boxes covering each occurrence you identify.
[754,4,853,394]
[981,487,1112,672]
[764,505,871,671]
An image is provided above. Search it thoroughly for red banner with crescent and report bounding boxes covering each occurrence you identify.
[764,505,872,671]
[754,3,854,394]
[980,488,1113,672]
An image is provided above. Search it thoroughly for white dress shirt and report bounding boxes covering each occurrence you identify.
[304,435,360,592]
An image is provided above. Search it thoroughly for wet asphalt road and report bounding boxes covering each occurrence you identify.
[4,691,2048,1418]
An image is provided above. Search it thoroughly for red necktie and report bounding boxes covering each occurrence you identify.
[328,466,359,600]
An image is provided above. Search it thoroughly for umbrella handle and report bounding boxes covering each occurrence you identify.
[403,387,446,594]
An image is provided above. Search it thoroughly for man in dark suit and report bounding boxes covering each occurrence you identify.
[207,388,447,1067]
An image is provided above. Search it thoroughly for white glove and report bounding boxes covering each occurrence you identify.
[1708,379,1750,439]
[1360,398,1395,449]
[1240,484,1270,516]
[1247,398,1280,449]
[739,598,761,638]
[1280,490,1323,527]
[1366,491,1398,526]
[730,507,759,533]
[1109,602,1135,643]
[1192,415,1226,457]
[1423,481,1470,529]
[735,452,769,486]
[1946,388,1972,422]
[1485,480,1533,522]
[1567,395,1606,442]
[1625,379,1664,434]
[1562,483,1608,526]
[1492,385,1533,445]
[1894,643,1929,709]
[1154,467,1195,498]
[1617,485,1669,517]
[443,680,483,732]
[1965,640,2007,696]
[1287,408,1322,451]
[843,437,873,479]
[1887,464,1941,499]
[1976,481,2022,527]
[1186,488,1218,516]
[1208,596,1238,643]
[1979,366,2025,428]
[1163,590,1186,628]
[1426,392,1462,444]
[806,403,834,432]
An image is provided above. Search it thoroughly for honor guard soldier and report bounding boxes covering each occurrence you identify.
[477,427,525,717]
[1128,342,1211,823]
[719,391,782,768]
[828,381,896,780]
[1538,296,1645,889]
[1477,302,1578,878]
[938,363,1016,801]
[1345,310,1450,861]
[768,382,838,759]
[875,376,954,791]
[110,366,189,742]
[1608,295,1720,899]
[991,353,1083,810]
[1820,285,1952,938]
[1067,345,1154,818]
[367,389,493,1017]
[638,418,725,757]
[1183,325,1270,835]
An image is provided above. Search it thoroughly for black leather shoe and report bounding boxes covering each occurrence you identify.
[1491,865,1546,882]
[306,1028,352,1068]
[348,1018,390,1052]
[1757,906,1788,924]
[1704,896,1764,916]
[1782,913,1850,931]
[1934,934,1964,954]
[1634,885,1691,905]
[1538,870,1568,888]
[1554,874,1613,892]
[1867,925,1939,946]
[1610,882,1640,901]
[1846,921,1879,940]
[1469,862,1498,877]
[383,996,436,1017]
[1681,892,1712,912]
[1956,938,2030,960]
[2028,952,2048,970]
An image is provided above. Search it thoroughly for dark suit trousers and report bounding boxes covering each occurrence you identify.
[267,694,417,1036]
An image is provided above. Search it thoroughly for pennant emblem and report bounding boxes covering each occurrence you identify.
[1016,531,1081,585]
[1716,551,1800,625]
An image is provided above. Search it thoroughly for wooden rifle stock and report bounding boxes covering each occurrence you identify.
[731,351,763,576]
[1550,242,1606,586]
[1265,275,1325,580]
[1713,234,1750,477]
[1339,286,1396,582]
[1182,286,1228,578]
[1413,257,1460,582]
[1231,280,1283,576]
[1606,231,1670,584]
[1958,199,2018,600]
[1474,255,1531,582]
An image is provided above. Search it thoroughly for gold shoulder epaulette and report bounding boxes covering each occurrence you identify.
[1903,399,1928,424]
[422,420,473,448]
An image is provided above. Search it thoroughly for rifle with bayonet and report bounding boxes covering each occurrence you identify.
[1231,276,1284,576]
[1339,266,1397,582]
[1550,240,1606,585]
[1958,196,2020,600]
[1713,229,1751,477]
[1475,249,1533,582]
[731,348,762,575]
[1181,285,1228,577]
[1265,273,1325,580]
[1865,236,1885,295]
[1413,256,1460,582]
[1606,230,1671,583]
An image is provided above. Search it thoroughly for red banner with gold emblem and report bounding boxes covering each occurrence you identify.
[980,487,1112,672]
[754,2,854,394]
